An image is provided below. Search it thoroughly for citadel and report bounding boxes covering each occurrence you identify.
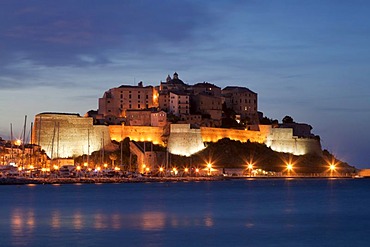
[29,72,322,171]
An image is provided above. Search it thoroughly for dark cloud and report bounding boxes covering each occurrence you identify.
[0,0,216,67]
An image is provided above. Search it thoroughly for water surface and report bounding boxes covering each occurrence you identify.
[1,179,370,246]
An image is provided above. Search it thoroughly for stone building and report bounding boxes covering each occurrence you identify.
[126,109,152,126]
[159,72,188,92]
[169,92,190,116]
[191,82,222,97]
[151,111,167,127]
[222,86,258,124]
[97,82,158,123]
[192,93,222,122]
[125,109,167,127]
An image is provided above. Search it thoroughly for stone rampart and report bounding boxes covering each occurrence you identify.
[110,125,165,145]
[33,113,110,158]
[33,113,322,159]
[200,126,270,144]
[167,124,205,156]
[265,128,322,155]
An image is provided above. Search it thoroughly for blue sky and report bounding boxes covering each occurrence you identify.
[0,0,369,167]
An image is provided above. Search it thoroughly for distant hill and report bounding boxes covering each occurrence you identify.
[171,138,356,174]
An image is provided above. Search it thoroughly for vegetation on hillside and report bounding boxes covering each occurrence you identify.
[171,138,356,174]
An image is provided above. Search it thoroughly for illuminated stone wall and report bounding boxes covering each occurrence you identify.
[265,128,322,155]
[167,124,205,156]
[33,113,322,159]
[200,126,270,144]
[32,113,111,158]
[109,125,165,145]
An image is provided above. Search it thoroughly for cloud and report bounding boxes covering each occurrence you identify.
[0,0,216,67]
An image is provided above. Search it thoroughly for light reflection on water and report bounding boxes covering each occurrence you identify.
[2,179,370,247]
[9,208,215,234]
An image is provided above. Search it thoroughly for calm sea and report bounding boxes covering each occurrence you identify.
[1,179,370,247]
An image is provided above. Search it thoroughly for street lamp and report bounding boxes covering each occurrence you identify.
[207,163,212,176]
[330,163,336,177]
[159,167,164,177]
[247,163,253,177]
[76,165,81,177]
[286,163,293,176]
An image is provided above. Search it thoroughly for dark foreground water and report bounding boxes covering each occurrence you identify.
[1,179,370,247]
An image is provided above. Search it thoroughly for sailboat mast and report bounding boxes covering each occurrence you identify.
[37,115,42,146]
[10,123,13,162]
[87,129,90,166]
[30,122,33,167]
[51,122,56,160]
[56,122,60,159]
[22,115,27,169]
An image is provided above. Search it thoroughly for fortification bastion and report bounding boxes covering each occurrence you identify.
[33,113,322,159]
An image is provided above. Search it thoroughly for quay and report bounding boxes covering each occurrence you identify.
[0,175,357,185]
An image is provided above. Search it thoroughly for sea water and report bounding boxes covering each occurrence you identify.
[0,179,370,247]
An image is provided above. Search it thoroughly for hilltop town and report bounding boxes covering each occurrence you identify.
[1,72,356,178]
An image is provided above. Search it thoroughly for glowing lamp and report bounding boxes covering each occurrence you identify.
[330,164,336,171]
[287,164,293,171]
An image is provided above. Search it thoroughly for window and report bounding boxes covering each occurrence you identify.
[146,95,148,99]
[138,104,140,108]
[120,95,123,99]
[129,94,131,99]
[107,100,110,103]
[129,104,132,108]
[138,95,141,99]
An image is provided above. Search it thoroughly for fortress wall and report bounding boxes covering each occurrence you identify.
[33,114,110,158]
[266,128,322,156]
[110,125,165,145]
[167,124,205,156]
[34,114,322,159]
[200,126,270,144]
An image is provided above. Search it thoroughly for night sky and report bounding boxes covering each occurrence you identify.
[0,1,369,167]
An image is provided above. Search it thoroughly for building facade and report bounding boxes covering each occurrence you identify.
[222,86,258,124]
[98,82,157,123]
